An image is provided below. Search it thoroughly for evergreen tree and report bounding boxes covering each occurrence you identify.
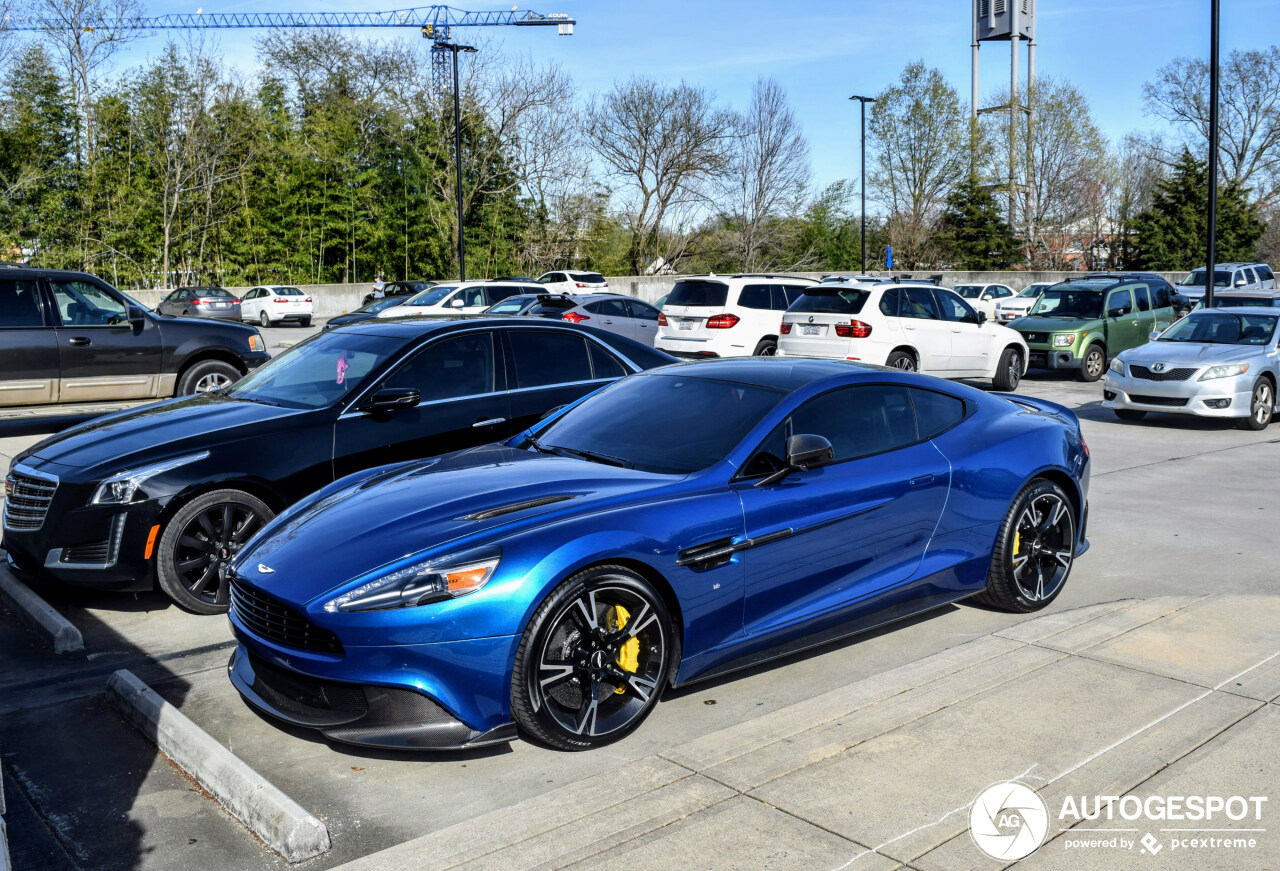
[934,176,1020,269]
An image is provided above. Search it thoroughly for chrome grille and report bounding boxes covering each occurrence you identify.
[1131,365,1196,382]
[230,577,343,654]
[3,471,57,531]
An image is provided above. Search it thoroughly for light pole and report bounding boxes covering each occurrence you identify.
[849,95,875,274]
[438,41,478,281]
[1205,0,1220,309]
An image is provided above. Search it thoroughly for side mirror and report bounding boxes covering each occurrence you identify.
[127,305,147,328]
[787,433,834,470]
[447,298,465,308]
[1235,279,1247,288]
[978,311,988,324]
[1108,306,1128,318]
[360,387,420,414]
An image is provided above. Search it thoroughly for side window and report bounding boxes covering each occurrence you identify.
[1257,265,1275,283]
[588,343,627,379]
[50,280,129,326]
[508,330,593,388]
[1134,285,1152,312]
[459,286,488,307]
[1152,282,1171,308]
[782,286,808,307]
[626,300,660,321]
[738,285,773,310]
[0,280,46,327]
[585,299,629,317]
[788,384,920,462]
[486,286,519,305]
[934,290,977,322]
[386,332,497,402]
[878,288,901,317]
[910,388,967,438]
[1244,268,1258,285]
[1107,289,1133,316]
[903,287,941,320]
[540,273,564,285]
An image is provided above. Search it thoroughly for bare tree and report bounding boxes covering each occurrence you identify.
[1143,47,1280,206]
[720,77,811,271]
[585,76,735,274]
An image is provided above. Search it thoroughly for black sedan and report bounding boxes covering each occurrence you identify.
[3,319,674,614]
[325,295,410,330]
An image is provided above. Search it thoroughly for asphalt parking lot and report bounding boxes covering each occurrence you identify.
[2,356,1279,871]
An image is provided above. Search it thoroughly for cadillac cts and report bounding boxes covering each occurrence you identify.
[227,358,1091,751]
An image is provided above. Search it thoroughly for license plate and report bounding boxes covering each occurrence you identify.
[211,302,227,308]
[678,320,695,330]
[802,325,822,336]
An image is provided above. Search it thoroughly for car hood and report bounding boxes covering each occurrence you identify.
[1011,315,1101,332]
[232,444,680,604]
[19,395,307,474]
[1122,341,1262,366]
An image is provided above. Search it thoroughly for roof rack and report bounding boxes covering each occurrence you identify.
[728,273,815,281]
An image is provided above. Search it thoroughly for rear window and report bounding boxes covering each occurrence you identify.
[274,287,303,296]
[570,272,607,284]
[667,280,729,308]
[788,289,871,315]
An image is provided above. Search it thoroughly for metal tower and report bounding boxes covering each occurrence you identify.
[971,0,1036,231]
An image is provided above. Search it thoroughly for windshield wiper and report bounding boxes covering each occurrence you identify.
[223,393,283,407]
[526,433,556,455]
[546,445,632,468]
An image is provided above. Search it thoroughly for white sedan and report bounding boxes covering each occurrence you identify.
[949,283,1016,320]
[377,281,529,318]
[995,283,1053,323]
[241,286,313,327]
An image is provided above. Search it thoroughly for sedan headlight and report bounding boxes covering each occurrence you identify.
[1108,358,1125,375]
[1198,363,1250,381]
[323,547,501,613]
[248,332,266,352]
[91,452,210,504]
[1053,334,1076,347]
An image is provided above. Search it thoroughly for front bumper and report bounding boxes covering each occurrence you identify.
[1027,346,1083,370]
[1102,372,1254,418]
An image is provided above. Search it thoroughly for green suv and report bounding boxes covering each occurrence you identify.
[1010,274,1182,381]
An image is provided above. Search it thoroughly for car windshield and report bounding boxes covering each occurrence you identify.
[1157,312,1278,345]
[223,332,399,409]
[1181,269,1232,288]
[1018,285,1045,298]
[953,285,983,299]
[536,374,786,474]
[406,285,456,306]
[788,289,870,315]
[1028,288,1105,319]
[667,280,729,308]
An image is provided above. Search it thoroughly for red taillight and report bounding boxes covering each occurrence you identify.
[575,283,589,288]
[834,320,872,338]
[305,297,312,303]
[561,311,589,323]
[274,298,288,303]
[230,299,241,304]
[780,321,792,334]
[658,313,668,326]
[190,299,201,305]
[1081,438,1089,458]
[706,313,740,329]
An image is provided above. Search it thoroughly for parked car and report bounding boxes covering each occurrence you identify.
[325,296,410,330]
[0,266,268,407]
[1103,307,1279,430]
[1176,262,1276,305]
[557,294,662,347]
[1009,273,1182,381]
[225,357,1090,751]
[994,283,1053,322]
[949,283,1016,320]
[481,293,580,319]
[656,274,818,358]
[2,319,673,613]
[362,280,436,307]
[777,282,1028,390]
[536,271,609,293]
[240,286,313,328]
[156,286,242,321]
[493,276,540,283]
[381,281,534,318]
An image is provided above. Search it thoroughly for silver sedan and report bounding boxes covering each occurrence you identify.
[1102,307,1279,430]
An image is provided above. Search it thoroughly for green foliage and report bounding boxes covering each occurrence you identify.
[1130,150,1265,270]
[934,176,1020,269]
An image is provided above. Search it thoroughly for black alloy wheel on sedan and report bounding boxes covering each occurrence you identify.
[156,490,274,614]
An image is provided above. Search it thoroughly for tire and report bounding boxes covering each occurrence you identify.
[974,478,1077,613]
[886,350,917,372]
[752,338,777,357]
[1114,409,1147,421]
[177,359,241,395]
[155,489,275,614]
[1077,344,1106,382]
[300,316,312,328]
[259,309,272,328]
[1239,378,1275,431]
[511,565,674,750]
[992,346,1022,391]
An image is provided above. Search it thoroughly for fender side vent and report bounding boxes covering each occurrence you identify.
[677,537,736,571]
[461,494,576,522]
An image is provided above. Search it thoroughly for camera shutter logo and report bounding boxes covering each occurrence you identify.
[970,781,1049,861]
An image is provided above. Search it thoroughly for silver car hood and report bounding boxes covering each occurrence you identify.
[1123,341,1264,366]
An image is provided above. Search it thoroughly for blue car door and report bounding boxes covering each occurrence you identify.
[733,383,951,635]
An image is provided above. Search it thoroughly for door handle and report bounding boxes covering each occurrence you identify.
[68,337,91,347]
[472,417,506,428]
[909,474,934,486]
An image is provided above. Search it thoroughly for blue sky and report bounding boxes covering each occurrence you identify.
[113,0,1280,192]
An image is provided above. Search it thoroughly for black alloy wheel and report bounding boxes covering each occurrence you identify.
[753,338,778,356]
[512,566,673,750]
[976,479,1076,613]
[156,489,274,614]
[992,347,1022,391]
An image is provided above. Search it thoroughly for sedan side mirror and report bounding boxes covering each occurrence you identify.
[127,305,147,328]
[755,434,835,487]
[360,387,420,414]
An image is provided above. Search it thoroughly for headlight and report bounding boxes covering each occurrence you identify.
[323,547,501,613]
[1053,334,1076,347]
[248,333,266,352]
[91,452,209,504]
[1198,363,1250,381]
[1108,358,1125,375]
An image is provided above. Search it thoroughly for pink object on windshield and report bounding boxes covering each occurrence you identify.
[336,351,350,385]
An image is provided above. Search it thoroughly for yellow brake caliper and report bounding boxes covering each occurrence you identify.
[610,605,640,694]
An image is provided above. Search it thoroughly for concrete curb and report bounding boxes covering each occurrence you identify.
[0,569,83,654]
[106,669,330,863]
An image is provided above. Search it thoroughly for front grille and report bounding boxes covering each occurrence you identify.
[1130,394,1189,407]
[230,577,343,654]
[1131,365,1197,382]
[1023,332,1049,344]
[3,472,57,531]
[248,652,367,723]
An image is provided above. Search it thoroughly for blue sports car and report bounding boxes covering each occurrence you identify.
[226,359,1090,751]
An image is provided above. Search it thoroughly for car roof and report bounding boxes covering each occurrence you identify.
[677,274,819,284]
[643,357,877,390]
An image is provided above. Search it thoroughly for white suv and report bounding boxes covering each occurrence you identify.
[655,274,818,358]
[776,281,1029,390]
[537,271,609,293]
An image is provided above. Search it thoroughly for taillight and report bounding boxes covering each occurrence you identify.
[274,298,288,303]
[305,297,312,303]
[562,311,589,323]
[575,283,589,288]
[190,299,202,305]
[658,313,668,326]
[780,321,792,334]
[706,314,740,329]
[230,299,241,304]
[834,320,872,338]
[1081,437,1089,458]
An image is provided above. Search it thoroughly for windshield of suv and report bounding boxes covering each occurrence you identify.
[535,373,786,474]
[667,280,729,308]
[788,288,870,315]
[224,332,399,409]
[1157,312,1278,345]
[1181,269,1232,288]
[405,285,456,306]
[953,285,984,299]
[1028,288,1105,319]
